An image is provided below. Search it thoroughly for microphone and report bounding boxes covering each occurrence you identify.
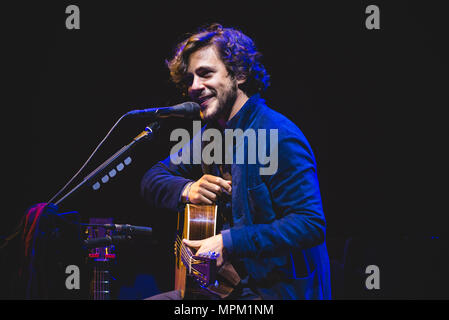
[102,224,153,236]
[125,102,200,119]
[84,235,131,248]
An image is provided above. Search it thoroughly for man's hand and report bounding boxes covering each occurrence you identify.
[182,174,232,204]
[183,234,224,267]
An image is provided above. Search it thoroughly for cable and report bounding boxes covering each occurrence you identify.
[47,113,127,205]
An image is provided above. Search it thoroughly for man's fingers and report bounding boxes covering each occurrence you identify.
[188,175,232,204]
[200,194,214,204]
[204,175,232,193]
[183,239,209,255]
[199,181,222,196]
[191,193,214,205]
[183,235,224,266]
[183,239,201,248]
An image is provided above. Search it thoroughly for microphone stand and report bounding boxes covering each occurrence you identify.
[54,121,160,206]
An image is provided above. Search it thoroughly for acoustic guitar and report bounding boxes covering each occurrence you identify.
[174,203,240,299]
[86,218,116,300]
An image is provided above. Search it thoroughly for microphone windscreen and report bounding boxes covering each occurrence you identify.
[176,102,201,118]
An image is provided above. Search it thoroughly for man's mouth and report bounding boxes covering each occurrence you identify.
[198,95,215,109]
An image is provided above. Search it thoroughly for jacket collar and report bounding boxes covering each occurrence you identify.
[225,93,264,130]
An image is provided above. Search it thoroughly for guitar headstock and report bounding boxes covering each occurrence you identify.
[86,218,116,261]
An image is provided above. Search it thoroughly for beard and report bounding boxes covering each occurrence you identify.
[202,80,238,122]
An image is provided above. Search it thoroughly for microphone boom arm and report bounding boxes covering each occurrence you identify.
[54,121,160,206]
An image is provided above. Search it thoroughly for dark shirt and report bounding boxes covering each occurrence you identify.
[141,94,331,299]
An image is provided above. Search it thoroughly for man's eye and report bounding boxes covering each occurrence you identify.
[199,71,212,77]
[183,74,193,86]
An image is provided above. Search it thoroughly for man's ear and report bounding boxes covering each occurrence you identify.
[236,73,247,85]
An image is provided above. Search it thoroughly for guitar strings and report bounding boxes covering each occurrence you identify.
[175,236,216,284]
[175,235,193,262]
[175,236,204,273]
[175,237,196,271]
[175,236,216,263]
[175,237,192,264]
[175,235,201,264]
[175,242,195,274]
[175,235,217,283]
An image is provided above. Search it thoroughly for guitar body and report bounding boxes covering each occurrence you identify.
[175,204,218,297]
[174,204,239,299]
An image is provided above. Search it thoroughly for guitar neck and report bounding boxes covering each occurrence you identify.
[87,217,115,300]
[91,262,111,300]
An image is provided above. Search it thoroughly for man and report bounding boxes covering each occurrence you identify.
[141,24,331,299]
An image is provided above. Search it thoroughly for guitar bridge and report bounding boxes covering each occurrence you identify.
[187,255,218,287]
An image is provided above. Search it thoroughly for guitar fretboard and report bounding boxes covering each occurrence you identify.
[92,266,111,300]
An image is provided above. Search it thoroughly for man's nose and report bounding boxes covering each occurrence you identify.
[189,76,205,94]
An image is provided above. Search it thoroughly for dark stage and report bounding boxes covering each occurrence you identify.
[1,1,448,302]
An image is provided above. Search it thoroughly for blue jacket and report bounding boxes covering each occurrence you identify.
[141,94,331,299]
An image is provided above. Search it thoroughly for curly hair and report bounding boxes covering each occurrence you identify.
[166,23,270,97]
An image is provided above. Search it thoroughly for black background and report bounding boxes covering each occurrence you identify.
[2,1,448,299]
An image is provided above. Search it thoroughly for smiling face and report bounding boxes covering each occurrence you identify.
[186,45,247,122]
